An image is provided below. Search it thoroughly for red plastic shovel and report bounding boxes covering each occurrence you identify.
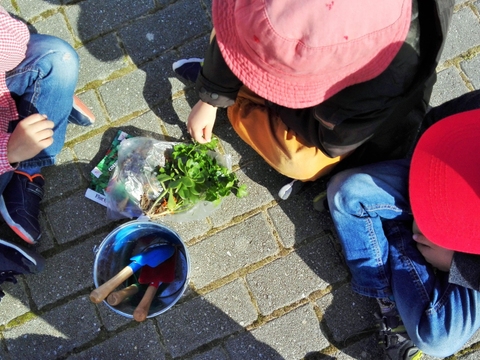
[90,243,175,304]
[133,249,177,322]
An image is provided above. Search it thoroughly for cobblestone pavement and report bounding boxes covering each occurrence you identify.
[1,1,479,359]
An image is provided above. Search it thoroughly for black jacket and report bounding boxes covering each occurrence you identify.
[196,0,454,168]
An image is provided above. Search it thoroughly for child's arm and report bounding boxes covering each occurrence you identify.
[187,35,242,143]
[0,7,30,73]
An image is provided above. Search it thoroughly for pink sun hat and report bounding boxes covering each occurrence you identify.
[410,109,480,254]
[212,0,412,109]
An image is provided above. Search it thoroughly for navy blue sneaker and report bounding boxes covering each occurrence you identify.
[68,95,95,126]
[376,312,423,360]
[0,238,45,300]
[172,58,203,83]
[0,171,44,244]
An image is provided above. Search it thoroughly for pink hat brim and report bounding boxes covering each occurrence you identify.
[213,0,412,109]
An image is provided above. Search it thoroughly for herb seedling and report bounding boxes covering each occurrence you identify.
[143,138,247,217]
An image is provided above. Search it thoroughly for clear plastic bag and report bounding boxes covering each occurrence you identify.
[105,137,232,222]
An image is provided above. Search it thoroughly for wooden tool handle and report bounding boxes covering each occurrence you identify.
[133,285,158,322]
[106,284,139,306]
[89,266,134,304]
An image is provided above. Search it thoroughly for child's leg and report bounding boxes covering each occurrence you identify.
[1,34,79,243]
[326,159,412,298]
[388,231,480,358]
[5,33,79,169]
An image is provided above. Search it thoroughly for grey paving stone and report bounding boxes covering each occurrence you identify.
[439,6,480,63]
[32,12,75,46]
[157,95,193,140]
[141,51,189,108]
[73,131,115,179]
[461,55,480,89]
[76,33,130,89]
[121,110,166,138]
[202,279,258,327]
[35,213,56,252]
[15,0,60,21]
[330,335,384,360]
[458,351,480,360]
[316,284,378,344]
[176,33,211,65]
[190,346,228,360]
[202,0,213,18]
[209,163,280,228]
[1,1,17,14]
[96,300,132,331]
[2,296,100,360]
[156,295,244,358]
[26,234,103,308]
[43,148,84,202]
[98,69,150,121]
[119,0,211,64]
[430,67,469,106]
[188,214,279,289]
[155,217,212,243]
[247,236,348,315]
[45,190,113,244]
[67,322,166,359]
[0,280,30,326]
[225,305,328,360]
[268,195,333,249]
[98,51,179,122]
[64,0,154,42]
[461,327,480,352]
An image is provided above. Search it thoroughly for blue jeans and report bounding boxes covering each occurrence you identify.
[0,34,79,194]
[327,159,480,357]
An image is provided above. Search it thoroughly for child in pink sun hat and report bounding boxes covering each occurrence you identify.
[327,90,480,359]
[173,0,454,199]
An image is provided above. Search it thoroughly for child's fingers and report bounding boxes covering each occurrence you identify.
[22,113,49,125]
[412,233,431,246]
[203,124,214,142]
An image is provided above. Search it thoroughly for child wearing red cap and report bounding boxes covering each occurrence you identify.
[327,90,480,359]
[173,0,454,200]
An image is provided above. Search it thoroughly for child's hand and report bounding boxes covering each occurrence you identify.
[7,114,54,164]
[412,221,454,272]
[187,100,217,143]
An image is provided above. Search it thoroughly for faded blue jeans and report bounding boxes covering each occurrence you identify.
[327,159,480,357]
[0,34,79,194]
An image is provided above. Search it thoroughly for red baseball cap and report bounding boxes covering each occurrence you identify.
[410,109,480,254]
[212,0,412,109]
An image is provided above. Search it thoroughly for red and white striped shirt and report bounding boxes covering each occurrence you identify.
[0,6,29,174]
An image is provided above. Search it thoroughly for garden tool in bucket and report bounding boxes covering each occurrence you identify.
[89,242,174,304]
[133,249,177,322]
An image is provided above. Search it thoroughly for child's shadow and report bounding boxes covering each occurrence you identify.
[37,0,212,140]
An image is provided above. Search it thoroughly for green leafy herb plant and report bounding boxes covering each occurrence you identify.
[141,138,247,218]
